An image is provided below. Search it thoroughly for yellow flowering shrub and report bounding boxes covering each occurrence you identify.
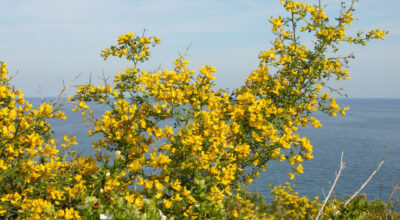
[0,0,387,219]
[0,61,86,219]
[270,183,320,219]
[70,0,386,218]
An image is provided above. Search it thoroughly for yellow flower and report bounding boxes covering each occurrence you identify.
[296,164,304,174]
[135,197,144,210]
[0,62,8,74]
[340,107,349,116]
[153,36,161,44]
[163,199,172,209]
[55,209,64,218]
[74,174,82,182]
[232,210,239,218]
[0,159,8,170]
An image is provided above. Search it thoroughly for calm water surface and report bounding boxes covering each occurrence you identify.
[28,98,400,201]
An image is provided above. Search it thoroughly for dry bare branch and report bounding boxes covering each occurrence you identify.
[178,42,192,58]
[38,84,44,103]
[315,152,346,220]
[51,73,82,106]
[344,157,385,207]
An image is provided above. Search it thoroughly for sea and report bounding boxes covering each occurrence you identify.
[27,98,400,202]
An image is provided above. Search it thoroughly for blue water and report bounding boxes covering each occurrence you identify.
[252,99,400,201]
[28,98,400,201]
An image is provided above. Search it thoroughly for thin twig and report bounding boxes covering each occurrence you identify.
[38,84,44,103]
[344,157,385,207]
[315,152,345,220]
[178,42,192,58]
[395,186,400,216]
[155,63,162,73]
[322,83,348,97]
[385,181,399,218]
[7,67,19,81]
[52,73,82,106]
[322,187,327,200]
[100,69,110,87]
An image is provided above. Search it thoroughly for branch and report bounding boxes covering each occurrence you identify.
[9,69,19,81]
[52,73,82,106]
[315,152,345,220]
[100,70,110,87]
[38,84,44,103]
[178,42,192,58]
[344,156,385,207]
[385,180,399,217]
[322,83,348,97]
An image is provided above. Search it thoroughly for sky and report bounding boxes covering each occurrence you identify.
[1,0,399,98]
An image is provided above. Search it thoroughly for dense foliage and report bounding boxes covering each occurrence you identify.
[0,0,390,219]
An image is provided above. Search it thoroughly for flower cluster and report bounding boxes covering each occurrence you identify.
[270,183,321,219]
[101,31,161,66]
[0,62,85,219]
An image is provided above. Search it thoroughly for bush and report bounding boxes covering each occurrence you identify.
[0,0,388,219]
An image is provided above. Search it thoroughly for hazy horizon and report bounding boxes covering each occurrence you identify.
[1,0,399,98]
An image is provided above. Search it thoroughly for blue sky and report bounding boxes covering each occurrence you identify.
[1,0,399,98]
